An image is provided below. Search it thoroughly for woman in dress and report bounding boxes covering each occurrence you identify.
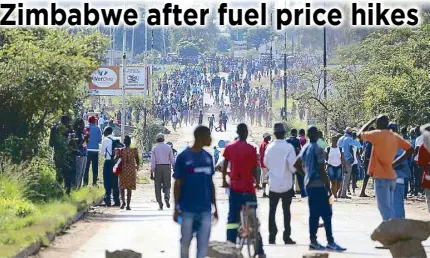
[119,135,140,210]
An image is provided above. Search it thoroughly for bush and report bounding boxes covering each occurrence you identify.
[27,157,64,203]
[133,116,166,153]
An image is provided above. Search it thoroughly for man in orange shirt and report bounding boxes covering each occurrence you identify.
[358,115,414,221]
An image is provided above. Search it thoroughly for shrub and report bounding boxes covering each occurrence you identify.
[27,157,64,203]
[133,116,166,153]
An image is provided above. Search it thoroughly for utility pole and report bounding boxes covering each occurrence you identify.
[283,0,287,121]
[323,3,328,133]
[269,9,273,128]
[121,1,127,142]
[131,26,135,64]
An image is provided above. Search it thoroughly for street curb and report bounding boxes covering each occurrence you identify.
[13,197,104,258]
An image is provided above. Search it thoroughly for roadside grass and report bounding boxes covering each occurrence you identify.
[0,187,104,258]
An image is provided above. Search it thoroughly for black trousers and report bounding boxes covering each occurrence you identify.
[269,189,293,242]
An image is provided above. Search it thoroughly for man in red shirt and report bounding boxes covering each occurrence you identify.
[260,132,271,198]
[222,123,265,257]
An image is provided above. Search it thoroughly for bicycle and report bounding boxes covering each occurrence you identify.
[238,202,261,258]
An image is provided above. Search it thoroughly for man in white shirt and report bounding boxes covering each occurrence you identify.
[264,122,297,245]
[101,127,120,207]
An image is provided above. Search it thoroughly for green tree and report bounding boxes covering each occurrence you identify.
[0,28,108,158]
[177,41,200,58]
[245,28,270,50]
[215,36,231,53]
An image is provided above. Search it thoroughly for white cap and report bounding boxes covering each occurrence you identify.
[263,132,271,138]
[156,133,165,140]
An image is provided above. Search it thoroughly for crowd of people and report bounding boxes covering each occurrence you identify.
[50,56,430,258]
[49,115,140,209]
[172,117,430,258]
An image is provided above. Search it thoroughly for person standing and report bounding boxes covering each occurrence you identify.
[222,112,228,132]
[298,129,307,147]
[73,118,89,189]
[118,136,140,210]
[213,146,219,165]
[101,127,121,207]
[418,124,430,212]
[222,124,265,257]
[287,129,306,198]
[414,126,424,196]
[84,116,102,186]
[388,123,410,219]
[198,110,203,125]
[294,126,346,251]
[173,126,218,258]
[151,133,175,210]
[264,123,297,245]
[260,132,271,198]
[358,115,414,221]
[338,127,355,199]
[325,135,344,199]
[359,127,375,197]
[208,114,215,132]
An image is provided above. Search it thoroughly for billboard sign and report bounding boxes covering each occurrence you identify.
[89,66,119,90]
[89,66,151,96]
[122,66,147,89]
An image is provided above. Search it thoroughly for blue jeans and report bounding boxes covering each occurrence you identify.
[103,160,119,205]
[306,186,334,244]
[393,183,405,219]
[374,179,396,221]
[181,211,211,258]
[227,191,264,255]
[296,173,307,197]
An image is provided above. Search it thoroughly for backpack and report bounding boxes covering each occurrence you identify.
[105,137,124,160]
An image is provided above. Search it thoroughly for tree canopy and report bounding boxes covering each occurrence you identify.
[0,28,108,156]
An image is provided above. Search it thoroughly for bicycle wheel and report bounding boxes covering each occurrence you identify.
[246,209,259,258]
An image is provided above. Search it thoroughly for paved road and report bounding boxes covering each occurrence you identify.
[34,88,430,258]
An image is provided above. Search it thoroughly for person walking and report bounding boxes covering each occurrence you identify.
[264,123,297,245]
[84,116,102,186]
[118,136,140,210]
[294,126,346,251]
[260,132,271,198]
[173,126,218,258]
[151,133,175,210]
[101,127,121,207]
[358,115,414,221]
[172,112,178,131]
[338,127,355,199]
[222,123,266,258]
[325,135,343,199]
